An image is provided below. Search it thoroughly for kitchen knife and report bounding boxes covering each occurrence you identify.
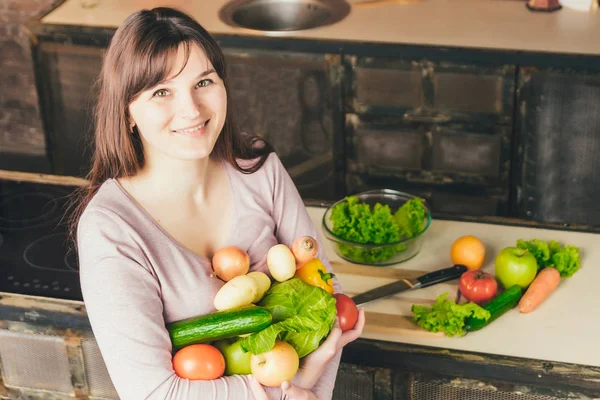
[351,264,468,306]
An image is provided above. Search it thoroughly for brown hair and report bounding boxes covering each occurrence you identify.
[67,7,273,245]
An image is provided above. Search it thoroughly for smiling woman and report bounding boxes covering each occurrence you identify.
[67,6,364,400]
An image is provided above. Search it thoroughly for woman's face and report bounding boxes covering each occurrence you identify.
[128,42,227,162]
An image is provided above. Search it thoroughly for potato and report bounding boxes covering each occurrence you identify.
[267,244,297,282]
[214,275,259,311]
[247,271,272,302]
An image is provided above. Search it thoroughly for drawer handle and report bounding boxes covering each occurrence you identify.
[404,110,451,123]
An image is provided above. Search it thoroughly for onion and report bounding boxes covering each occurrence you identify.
[291,236,319,268]
[211,246,250,282]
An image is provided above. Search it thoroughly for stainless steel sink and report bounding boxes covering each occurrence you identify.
[219,0,351,32]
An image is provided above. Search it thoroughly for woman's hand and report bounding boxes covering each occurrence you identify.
[293,307,365,389]
[249,377,319,400]
[248,308,365,398]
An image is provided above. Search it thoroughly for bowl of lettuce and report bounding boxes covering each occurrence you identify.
[322,189,431,266]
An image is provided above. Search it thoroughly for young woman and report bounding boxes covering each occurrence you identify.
[70,7,364,400]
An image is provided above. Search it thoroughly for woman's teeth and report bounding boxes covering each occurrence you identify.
[175,121,206,134]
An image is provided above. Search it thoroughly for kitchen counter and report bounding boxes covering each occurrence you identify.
[39,0,600,56]
[306,206,600,369]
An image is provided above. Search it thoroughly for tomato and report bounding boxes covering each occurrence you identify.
[459,270,498,305]
[172,344,225,380]
[333,293,359,332]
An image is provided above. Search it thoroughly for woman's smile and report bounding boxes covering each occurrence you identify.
[173,119,210,137]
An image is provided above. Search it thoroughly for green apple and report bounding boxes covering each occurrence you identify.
[495,247,538,289]
[213,338,252,375]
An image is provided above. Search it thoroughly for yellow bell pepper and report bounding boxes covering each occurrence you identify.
[295,258,335,294]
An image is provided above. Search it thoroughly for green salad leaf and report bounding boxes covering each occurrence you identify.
[411,292,490,337]
[516,239,581,277]
[394,197,427,239]
[329,195,427,263]
[239,278,336,357]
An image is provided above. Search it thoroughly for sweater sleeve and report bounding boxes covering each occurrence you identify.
[77,209,281,400]
[268,154,342,400]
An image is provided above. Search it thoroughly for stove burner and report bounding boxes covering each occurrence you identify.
[23,233,78,272]
[0,192,63,231]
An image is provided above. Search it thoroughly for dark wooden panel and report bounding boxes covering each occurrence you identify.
[431,128,502,178]
[36,42,104,177]
[345,56,515,126]
[223,49,343,201]
[515,67,600,227]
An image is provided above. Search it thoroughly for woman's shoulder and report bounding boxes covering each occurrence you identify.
[77,179,138,230]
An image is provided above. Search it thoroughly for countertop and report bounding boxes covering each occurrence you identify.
[306,206,600,368]
[39,0,600,56]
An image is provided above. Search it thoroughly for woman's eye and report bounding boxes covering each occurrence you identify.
[197,79,213,88]
[152,89,169,98]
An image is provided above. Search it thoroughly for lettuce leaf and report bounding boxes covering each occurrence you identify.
[329,195,427,264]
[411,292,490,337]
[516,239,581,277]
[394,197,427,239]
[239,278,336,357]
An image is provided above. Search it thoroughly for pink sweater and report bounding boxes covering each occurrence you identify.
[77,153,341,400]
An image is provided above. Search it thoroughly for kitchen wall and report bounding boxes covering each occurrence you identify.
[0,0,59,156]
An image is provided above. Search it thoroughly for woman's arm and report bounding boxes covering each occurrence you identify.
[78,209,282,400]
[268,154,345,400]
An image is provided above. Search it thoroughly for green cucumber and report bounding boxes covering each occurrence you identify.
[465,285,523,332]
[167,306,272,349]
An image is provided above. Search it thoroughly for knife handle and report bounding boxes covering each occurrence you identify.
[416,264,468,288]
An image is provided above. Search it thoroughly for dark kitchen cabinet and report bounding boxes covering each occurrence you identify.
[342,55,515,217]
[222,48,344,202]
[34,42,104,178]
[514,66,600,227]
[332,362,393,400]
[24,26,600,228]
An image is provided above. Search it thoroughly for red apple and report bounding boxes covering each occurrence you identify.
[250,341,299,387]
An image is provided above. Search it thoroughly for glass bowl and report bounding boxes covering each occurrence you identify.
[321,189,432,266]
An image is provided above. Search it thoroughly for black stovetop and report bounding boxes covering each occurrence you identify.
[0,179,82,301]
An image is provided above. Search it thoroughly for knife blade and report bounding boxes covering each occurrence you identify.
[351,264,468,306]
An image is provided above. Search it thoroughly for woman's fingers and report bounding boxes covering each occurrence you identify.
[338,308,366,348]
[248,375,270,400]
[281,380,318,400]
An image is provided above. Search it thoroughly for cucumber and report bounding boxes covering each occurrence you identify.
[464,285,523,332]
[167,306,272,349]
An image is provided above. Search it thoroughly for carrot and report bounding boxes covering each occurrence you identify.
[518,267,561,313]
[291,236,319,268]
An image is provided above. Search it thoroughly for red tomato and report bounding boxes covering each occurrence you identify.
[172,344,225,380]
[459,270,498,305]
[333,293,359,332]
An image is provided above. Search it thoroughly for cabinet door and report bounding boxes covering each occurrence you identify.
[35,42,104,177]
[333,362,392,400]
[515,67,600,227]
[223,49,343,201]
[345,114,510,216]
[394,371,593,400]
[345,56,515,126]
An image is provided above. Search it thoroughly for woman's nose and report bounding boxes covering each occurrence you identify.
[177,92,202,119]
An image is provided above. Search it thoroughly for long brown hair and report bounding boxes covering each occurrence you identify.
[67,7,273,246]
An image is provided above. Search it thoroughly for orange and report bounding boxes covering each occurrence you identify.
[450,235,486,270]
